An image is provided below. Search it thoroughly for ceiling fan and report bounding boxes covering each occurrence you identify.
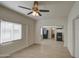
[18,1,50,16]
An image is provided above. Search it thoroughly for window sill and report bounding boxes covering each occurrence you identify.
[0,41,13,47]
[0,39,21,47]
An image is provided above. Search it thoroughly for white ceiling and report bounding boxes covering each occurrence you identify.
[0,1,74,20]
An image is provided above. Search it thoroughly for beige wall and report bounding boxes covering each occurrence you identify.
[67,2,79,57]
[0,6,36,56]
[35,17,68,47]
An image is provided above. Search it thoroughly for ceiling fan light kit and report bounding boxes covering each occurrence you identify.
[19,1,49,16]
[32,11,39,16]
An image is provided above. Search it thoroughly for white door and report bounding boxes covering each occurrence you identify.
[75,19,79,57]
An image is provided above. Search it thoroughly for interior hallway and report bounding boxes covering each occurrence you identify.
[8,39,72,58]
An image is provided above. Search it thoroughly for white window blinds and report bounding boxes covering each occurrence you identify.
[0,20,22,44]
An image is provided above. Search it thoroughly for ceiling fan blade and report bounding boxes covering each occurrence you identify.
[39,10,49,12]
[27,12,33,15]
[18,6,31,10]
[38,12,42,16]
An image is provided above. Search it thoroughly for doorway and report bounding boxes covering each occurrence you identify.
[42,28,49,39]
[41,26,63,41]
[73,17,79,57]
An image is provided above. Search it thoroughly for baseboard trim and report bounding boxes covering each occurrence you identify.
[0,54,10,58]
[0,43,35,58]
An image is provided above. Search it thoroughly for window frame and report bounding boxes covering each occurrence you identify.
[0,20,22,44]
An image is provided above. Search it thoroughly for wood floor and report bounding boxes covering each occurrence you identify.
[9,39,72,58]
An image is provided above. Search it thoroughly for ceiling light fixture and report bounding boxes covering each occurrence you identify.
[32,11,39,16]
[18,1,49,16]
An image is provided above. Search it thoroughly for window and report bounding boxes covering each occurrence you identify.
[0,20,22,44]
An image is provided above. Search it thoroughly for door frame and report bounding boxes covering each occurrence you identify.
[73,16,79,57]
